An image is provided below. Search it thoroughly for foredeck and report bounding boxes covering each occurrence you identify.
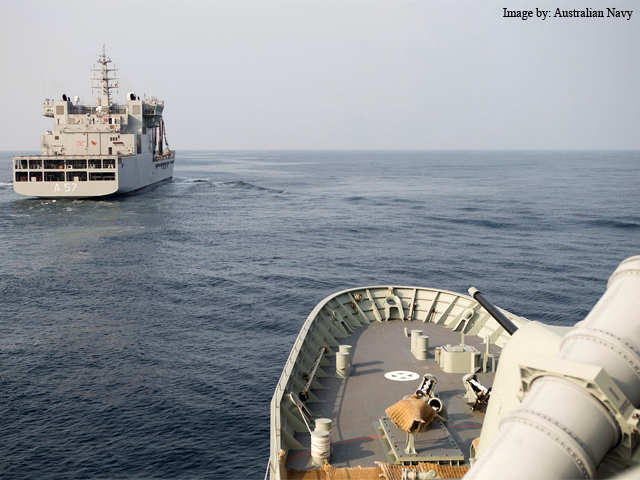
[286,319,498,470]
[269,286,524,480]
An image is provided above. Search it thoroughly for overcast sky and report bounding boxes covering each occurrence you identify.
[1,0,638,150]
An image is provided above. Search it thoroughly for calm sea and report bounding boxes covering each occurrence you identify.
[1,150,639,479]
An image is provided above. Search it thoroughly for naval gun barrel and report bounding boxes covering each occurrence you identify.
[466,256,640,480]
[468,287,518,335]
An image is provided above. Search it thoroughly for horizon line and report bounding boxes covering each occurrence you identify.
[2,148,639,153]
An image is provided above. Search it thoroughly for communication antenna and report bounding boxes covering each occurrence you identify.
[91,45,119,111]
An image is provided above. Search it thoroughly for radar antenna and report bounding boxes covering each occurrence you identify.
[91,45,119,111]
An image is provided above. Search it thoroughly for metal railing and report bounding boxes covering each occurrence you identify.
[267,286,522,480]
[67,104,128,115]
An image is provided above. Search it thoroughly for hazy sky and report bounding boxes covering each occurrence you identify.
[1,0,638,150]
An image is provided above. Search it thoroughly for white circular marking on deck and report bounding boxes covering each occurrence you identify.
[384,371,419,381]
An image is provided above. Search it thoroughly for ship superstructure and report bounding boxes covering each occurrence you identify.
[11,48,175,198]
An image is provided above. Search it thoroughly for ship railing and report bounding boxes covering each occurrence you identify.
[64,104,129,115]
[41,102,129,116]
[269,287,372,479]
[12,157,119,184]
[13,171,116,183]
[268,286,523,480]
[13,154,124,159]
[269,293,331,480]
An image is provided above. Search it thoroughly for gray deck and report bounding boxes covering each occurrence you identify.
[286,320,497,470]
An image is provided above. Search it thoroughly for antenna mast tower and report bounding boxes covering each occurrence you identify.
[91,45,119,111]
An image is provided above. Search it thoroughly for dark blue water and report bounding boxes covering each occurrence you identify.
[1,150,639,479]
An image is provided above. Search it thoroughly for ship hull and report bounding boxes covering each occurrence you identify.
[11,151,175,198]
[116,151,174,193]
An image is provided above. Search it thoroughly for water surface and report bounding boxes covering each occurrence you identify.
[1,150,638,478]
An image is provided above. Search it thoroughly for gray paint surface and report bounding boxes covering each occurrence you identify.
[11,51,174,197]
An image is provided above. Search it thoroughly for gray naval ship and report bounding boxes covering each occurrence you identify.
[268,256,640,480]
[11,48,174,198]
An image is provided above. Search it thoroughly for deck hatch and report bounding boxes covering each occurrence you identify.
[379,416,464,465]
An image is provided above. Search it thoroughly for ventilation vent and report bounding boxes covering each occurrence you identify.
[55,105,65,115]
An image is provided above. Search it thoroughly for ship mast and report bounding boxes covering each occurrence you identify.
[91,45,118,112]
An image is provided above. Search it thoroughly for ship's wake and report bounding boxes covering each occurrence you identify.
[223,180,285,194]
[173,178,212,185]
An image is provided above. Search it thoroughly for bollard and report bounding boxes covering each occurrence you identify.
[336,352,350,378]
[410,329,423,354]
[315,418,332,432]
[338,344,352,355]
[414,334,429,360]
[311,430,331,465]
